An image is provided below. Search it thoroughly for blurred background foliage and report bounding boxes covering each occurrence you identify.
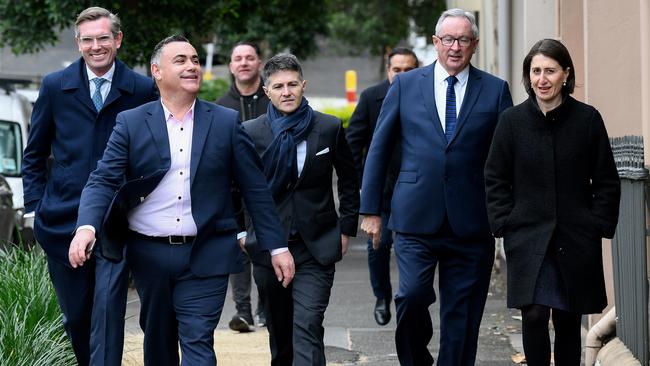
[0,0,445,68]
[198,78,230,102]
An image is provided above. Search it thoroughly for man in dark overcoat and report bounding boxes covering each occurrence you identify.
[21,7,157,365]
[346,47,418,326]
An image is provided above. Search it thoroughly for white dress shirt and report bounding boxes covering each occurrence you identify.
[86,63,115,103]
[434,62,469,132]
[296,140,307,176]
[127,101,198,236]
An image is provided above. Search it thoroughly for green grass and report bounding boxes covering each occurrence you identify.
[320,104,356,129]
[0,247,75,366]
[199,77,230,102]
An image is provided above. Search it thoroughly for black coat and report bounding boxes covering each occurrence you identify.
[485,96,620,313]
[216,79,269,122]
[242,111,360,267]
[345,80,400,212]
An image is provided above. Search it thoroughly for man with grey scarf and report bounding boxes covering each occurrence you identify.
[241,53,359,366]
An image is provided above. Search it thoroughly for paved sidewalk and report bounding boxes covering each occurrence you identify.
[122,236,522,365]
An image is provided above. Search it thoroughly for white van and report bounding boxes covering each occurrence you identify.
[0,81,33,245]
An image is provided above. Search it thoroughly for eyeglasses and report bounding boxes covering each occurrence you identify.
[78,35,114,47]
[437,36,474,47]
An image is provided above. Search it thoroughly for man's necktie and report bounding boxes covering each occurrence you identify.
[445,75,458,142]
[92,78,106,112]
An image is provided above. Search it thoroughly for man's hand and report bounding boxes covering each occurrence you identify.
[271,251,295,288]
[341,234,350,256]
[69,229,96,268]
[361,215,382,250]
[238,237,247,254]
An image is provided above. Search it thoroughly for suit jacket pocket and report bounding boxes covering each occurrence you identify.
[398,171,418,183]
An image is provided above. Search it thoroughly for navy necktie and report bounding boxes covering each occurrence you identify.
[92,78,106,112]
[445,75,458,142]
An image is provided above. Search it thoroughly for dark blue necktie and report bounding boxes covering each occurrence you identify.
[445,75,458,142]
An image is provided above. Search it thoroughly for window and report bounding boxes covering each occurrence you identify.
[0,121,22,177]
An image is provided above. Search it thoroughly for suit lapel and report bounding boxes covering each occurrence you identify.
[62,59,97,114]
[190,100,212,187]
[418,63,446,143]
[103,60,135,109]
[448,65,482,146]
[144,102,171,164]
[259,118,275,149]
[295,121,320,187]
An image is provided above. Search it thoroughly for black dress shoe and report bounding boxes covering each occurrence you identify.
[374,298,391,326]
[229,313,254,332]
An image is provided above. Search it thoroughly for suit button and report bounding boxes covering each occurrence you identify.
[557,247,564,254]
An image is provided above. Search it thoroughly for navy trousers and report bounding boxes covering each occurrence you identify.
[393,226,494,366]
[367,211,393,301]
[126,236,229,366]
[46,249,128,366]
[91,250,129,366]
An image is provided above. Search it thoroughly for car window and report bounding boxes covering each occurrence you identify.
[0,120,22,177]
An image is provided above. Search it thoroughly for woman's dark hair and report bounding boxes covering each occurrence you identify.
[522,39,575,97]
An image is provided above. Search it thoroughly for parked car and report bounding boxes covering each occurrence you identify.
[0,173,16,249]
[0,79,33,247]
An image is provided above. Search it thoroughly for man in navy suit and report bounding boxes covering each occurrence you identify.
[22,7,157,365]
[360,9,513,366]
[69,35,293,366]
[346,47,418,326]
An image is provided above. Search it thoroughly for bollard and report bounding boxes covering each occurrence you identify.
[345,70,357,104]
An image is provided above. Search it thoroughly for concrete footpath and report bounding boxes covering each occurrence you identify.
[121,235,526,365]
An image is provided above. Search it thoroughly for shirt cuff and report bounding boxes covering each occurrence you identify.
[270,247,289,256]
[237,231,247,240]
[23,211,35,218]
[76,225,96,234]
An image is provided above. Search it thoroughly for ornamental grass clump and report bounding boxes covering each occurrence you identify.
[0,248,74,366]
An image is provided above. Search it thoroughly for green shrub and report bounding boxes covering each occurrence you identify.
[199,78,230,102]
[320,104,356,129]
[0,248,74,366]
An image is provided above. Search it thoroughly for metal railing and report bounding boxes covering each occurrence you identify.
[610,135,649,366]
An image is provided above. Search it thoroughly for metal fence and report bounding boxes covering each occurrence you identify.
[610,135,649,365]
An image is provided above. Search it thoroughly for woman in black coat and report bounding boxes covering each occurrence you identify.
[484,39,620,366]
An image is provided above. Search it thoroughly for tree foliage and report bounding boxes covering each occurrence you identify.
[0,0,238,67]
[0,0,330,67]
[0,0,445,68]
[214,0,329,60]
[97,0,239,67]
[328,0,446,56]
[0,0,80,53]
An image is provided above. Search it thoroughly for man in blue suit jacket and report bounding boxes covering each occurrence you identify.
[69,35,293,366]
[361,9,513,366]
[21,7,157,365]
